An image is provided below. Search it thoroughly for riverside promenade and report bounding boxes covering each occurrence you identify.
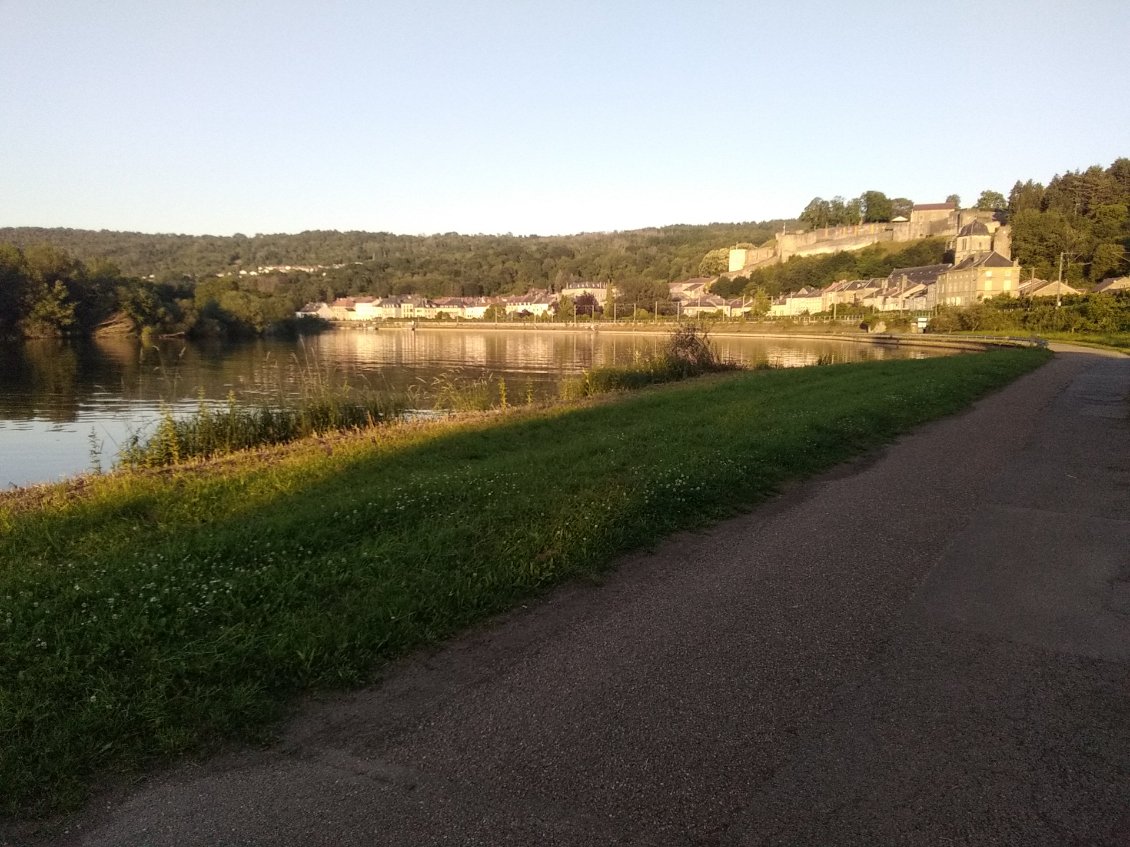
[14,344,1129,847]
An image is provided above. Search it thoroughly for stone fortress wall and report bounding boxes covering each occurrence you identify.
[727,206,1000,277]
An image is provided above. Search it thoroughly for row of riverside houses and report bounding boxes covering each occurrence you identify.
[296,284,599,322]
[666,279,753,317]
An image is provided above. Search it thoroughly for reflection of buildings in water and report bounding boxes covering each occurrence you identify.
[495,334,558,371]
[765,345,822,368]
[316,330,400,368]
[445,334,489,368]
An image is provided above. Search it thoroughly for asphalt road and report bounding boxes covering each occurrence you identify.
[10,345,1129,846]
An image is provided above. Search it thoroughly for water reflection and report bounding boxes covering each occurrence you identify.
[0,329,939,488]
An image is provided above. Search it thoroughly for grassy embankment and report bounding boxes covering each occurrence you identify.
[973,330,1130,352]
[0,347,1049,816]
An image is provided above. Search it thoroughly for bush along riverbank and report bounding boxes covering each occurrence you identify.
[0,345,1050,816]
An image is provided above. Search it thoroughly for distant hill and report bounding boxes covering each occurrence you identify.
[0,223,788,292]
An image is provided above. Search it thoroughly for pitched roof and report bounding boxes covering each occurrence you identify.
[953,251,1015,270]
[1019,279,1081,297]
[957,220,991,237]
[1095,276,1130,293]
[888,263,952,285]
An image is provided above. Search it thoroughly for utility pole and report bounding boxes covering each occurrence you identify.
[1056,251,1065,309]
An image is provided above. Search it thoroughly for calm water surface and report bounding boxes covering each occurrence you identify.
[0,328,943,488]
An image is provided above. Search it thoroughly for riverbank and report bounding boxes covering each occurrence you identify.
[950,329,1130,353]
[337,319,1052,353]
[0,348,1050,817]
[338,318,877,337]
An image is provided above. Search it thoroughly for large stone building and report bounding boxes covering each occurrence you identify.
[933,220,1019,306]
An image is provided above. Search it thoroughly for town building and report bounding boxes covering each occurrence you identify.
[933,220,1019,306]
[668,278,713,301]
[559,281,611,305]
[1095,276,1130,294]
[1018,279,1082,299]
[503,291,555,317]
[768,286,824,316]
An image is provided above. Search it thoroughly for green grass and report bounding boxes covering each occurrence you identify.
[947,329,1130,353]
[1029,331,1130,352]
[0,348,1049,816]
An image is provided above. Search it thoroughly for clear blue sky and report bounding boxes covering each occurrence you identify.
[2,0,1128,237]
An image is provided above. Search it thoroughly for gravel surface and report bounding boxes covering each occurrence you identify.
[7,345,1128,847]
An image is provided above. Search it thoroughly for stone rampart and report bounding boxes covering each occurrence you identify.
[728,207,965,276]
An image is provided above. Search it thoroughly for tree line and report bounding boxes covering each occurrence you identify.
[0,222,782,295]
[0,243,314,340]
[1006,159,1130,285]
[0,223,784,339]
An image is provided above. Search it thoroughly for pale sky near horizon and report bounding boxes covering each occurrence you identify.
[2,0,1128,238]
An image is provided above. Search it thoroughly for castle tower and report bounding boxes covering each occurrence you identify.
[992,225,1012,261]
[952,220,993,264]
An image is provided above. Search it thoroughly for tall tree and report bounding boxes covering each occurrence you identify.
[975,190,1007,213]
[698,248,729,277]
[861,191,893,223]
[800,198,831,230]
[1008,180,1045,218]
[0,244,31,337]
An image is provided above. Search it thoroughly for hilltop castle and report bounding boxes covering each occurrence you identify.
[728,203,1009,273]
[731,202,1019,309]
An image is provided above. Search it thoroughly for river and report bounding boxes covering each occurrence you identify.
[0,327,944,488]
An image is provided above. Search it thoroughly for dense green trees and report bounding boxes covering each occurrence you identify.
[861,191,893,223]
[1007,159,1130,284]
[975,190,1007,214]
[929,292,1130,336]
[798,191,915,229]
[0,245,121,339]
[800,196,862,229]
[0,223,781,337]
[0,244,319,340]
[0,222,783,299]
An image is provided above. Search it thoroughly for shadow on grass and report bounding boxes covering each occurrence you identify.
[0,349,1052,816]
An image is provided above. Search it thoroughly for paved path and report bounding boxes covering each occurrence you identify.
[11,345,1130,847]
